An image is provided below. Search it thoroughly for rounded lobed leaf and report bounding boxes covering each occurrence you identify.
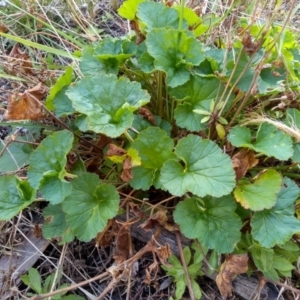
[174,196,242,253]
[130,127,176,190]
[234,169,282,211]
[27,130,74,204]
[251,177,300,248]
[0,176,36,220]
[66,74,150,137]
[160,134,236,198]
[62,172,120,242]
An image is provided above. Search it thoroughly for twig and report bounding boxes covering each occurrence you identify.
[265,278,300,296]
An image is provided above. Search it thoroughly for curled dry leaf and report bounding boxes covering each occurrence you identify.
[216,254,249,299]
[5,83,47,120]
[121,156,133,182]
[5,44,33,76]
[241,30,260,55]
[106,143,127,156]
[232,149,259,181]
[113,222,133,265]
[144,261,159,284]
[138,107,156,125]
[155,243,171,265]
[141,210,168,231]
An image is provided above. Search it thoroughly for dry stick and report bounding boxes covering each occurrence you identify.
[96,279,117,300]
[175,232,196,300]
[265,278,300,296]
[28,271,110,300]
[48,243,68,300]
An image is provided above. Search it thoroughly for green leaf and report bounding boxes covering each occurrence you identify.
[21,268,42,294]
[66,74,150,137]
[0,138,33,172]
[146,29,204,87]
[251,177,300,248]
[0,176,36,220]
[175,280,186,300]
[45,66,73,111]
[94,38,136,63]
[52,87,75,117]
[273,256,294,275]
[228,123,294,160]
[170,75,233,131]
[160,135,235,198]
[137,2,186,31]
[130,127,176,190]
[129,114,172,139]
[39,175,72,205]
[173,6,207,37]
[183,246,191,265]
[62,172,119,242]
[174,196,242,253]
[79,46,119,77]
[191,279,202,300]
[118,0,145,20]
[258,68,285,94]
[234,169,282,211]
[27,130,74,204]
[250,246,274,272]
[42,204,75,244]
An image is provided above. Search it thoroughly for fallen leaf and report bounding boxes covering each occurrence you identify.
[138,107,156,125]
[121,156,133,182]
[155,243,171,264]
[6,44,33,75]
[141,210,168,231]
[113,223,133,264]
[107,143,127,156]
[5,83,46,120]
[144,261,159,284]
[232,149,258,181]
[0,23,8,33]
[216,254,248,299]
[241,30,260,55]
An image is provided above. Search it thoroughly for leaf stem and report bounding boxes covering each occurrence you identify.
[157,71,164,117]
[123,130,134,143]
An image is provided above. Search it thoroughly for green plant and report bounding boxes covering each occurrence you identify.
[20,268,84,299]
[2,0,300,298]
[162,243,207,300]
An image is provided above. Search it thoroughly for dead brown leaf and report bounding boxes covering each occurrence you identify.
[232,149,258,181]
[106,143,127,156]
[216,254,248,299]
[0,24,8,33]
[155,243,171,264]
[4,83,46,120]
[113,223,133,264]
[121,156,133,182]
[144,261,159,284]
[6,44,34,76]
[141,210,168,231]
[241,30,260,55]
[138,107,156,125]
